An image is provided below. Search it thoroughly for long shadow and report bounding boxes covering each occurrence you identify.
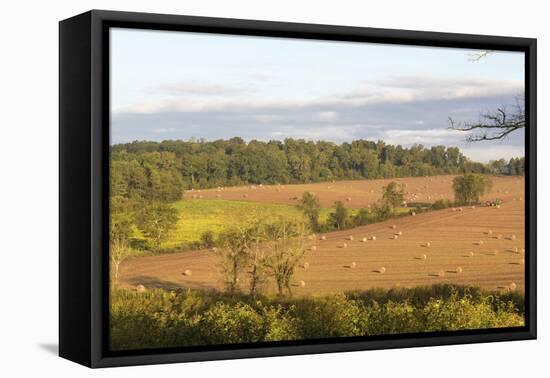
[126,275,212,290]
[38,343,58,355]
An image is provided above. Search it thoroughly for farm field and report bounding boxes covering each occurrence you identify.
[183,174,522,209]
[120,174,525,295]
[164,199,355,247]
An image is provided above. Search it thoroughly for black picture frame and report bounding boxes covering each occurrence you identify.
[59,9,537,368]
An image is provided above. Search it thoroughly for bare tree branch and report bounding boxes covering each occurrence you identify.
[467,50,494,62]
[448,96,525,142]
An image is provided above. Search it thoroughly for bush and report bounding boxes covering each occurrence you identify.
[110,284,525,351]
[453,173,493,205]
[200,231,215,248]
[432,199,453,210]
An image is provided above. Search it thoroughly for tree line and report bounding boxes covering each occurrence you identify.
[111,138,524,202]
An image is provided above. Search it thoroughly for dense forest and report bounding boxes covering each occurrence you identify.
[111,138,525,202]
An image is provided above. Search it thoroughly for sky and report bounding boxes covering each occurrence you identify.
[110,28,525,162]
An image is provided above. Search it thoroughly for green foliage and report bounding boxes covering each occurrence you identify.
[200,231,215,248]
[263,218,308,296]
[453,173,494,205]
[328,201,349,230]
[111,139,490,192]
[381,181,405,211]
[431,199,454,210]
[110,285,524,351]
[136,202,179,251]
[110,196,138,285]
[168,199,305,248]
[299,191,321,232]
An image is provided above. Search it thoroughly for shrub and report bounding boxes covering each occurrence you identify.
[110,284,524,350]
[432,199,453,210]
[453,173,493,205]
[200,231,215,248]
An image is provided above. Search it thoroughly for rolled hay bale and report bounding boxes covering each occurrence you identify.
[342,243,348,249]
[437,270,445,277]
[320,235,327,241]
[391,224,397,229]
[361,237,368,243]
[378,266,386,274]
[520,248,525,255]
[455,267,463,274]
[311,245,317,252]
[393,235,399,240]
[346,197,352,202]
[519,259,525,265]
[348,235,354,241]
[136,284,146,293]
[425,242,431,248]
[496,205,501,209]
[299,280,306,288]
[471,205,476,209]
[183,269,193,276]
[497,234,503,240]
[350,262,357,269]
[211,247,218,253]
[452,208,457,212]
[397,231,403,236]
[421,254,427,260]
[458,207,463,212]
[468,251,475,257]
[243,193,248,198]
[197,189,201,193]
[488,230,493,236]
[303,262,310,269]
[478,240,484,245]
[371,236,376,241]
[411,211,416,216]
[511,234,517,241]
[509,282,517,291]
[513,247,519,253]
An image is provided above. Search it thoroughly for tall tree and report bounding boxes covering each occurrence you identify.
[453,173,493,205]
[300,191,321,232]
[136,201,179,251]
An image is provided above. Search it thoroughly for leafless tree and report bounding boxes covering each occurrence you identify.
[449,96,525,142]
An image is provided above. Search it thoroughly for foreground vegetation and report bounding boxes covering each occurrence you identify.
[110,284,524,351]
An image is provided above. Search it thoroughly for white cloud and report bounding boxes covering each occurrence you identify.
[382,128,461,145]
[148,82,252,97]
[113,75,523,116]
[460,145,525,163]
[316,111,338,121]
[269,125,361,141]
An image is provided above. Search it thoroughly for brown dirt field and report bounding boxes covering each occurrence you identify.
[183,175,524,209]
[120,176,525,295]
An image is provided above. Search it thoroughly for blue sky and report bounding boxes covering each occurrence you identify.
[110,28,525,162]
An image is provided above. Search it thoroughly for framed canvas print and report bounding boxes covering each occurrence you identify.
[59,10,537,368]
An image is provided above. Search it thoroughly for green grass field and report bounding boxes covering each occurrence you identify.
[132,198,410,250]
[164,199,307,248]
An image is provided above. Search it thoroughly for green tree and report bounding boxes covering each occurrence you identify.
[264,219,307,296]
[300,191,321,232]
[217,225,254,293]
[382,181,405,212]
[452,173,493,205]
[329,201,348,230]
[136,201,179,251]
[110,196,136,285]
